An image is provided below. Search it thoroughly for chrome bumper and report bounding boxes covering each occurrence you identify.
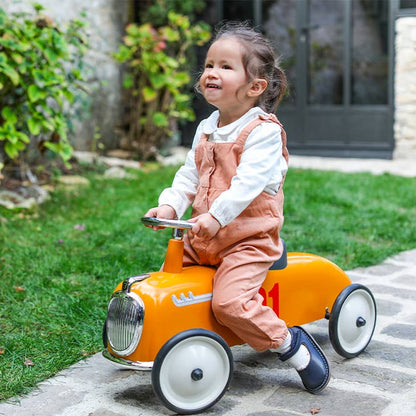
[102,349,153,371]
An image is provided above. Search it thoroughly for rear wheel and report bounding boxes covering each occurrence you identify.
[329,284,377,358]
[152,329,233,414]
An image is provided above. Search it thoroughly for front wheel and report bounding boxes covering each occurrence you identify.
[151,329,233,414]
[329,284,377,358]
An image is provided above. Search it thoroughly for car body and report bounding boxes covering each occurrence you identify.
[102,218,377,414]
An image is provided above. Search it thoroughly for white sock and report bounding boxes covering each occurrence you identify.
[272,332,311,371]
[286,345,310,371]
[273,331,292,355]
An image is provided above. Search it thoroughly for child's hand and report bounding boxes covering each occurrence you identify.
[144,205,177,230]
[189,213,221,240]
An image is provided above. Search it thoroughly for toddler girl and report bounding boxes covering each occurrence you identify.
[145,22,330,393]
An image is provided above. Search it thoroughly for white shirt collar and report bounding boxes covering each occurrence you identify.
[202,107,266,136]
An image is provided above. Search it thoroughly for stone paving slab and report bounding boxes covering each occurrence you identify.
[1,249,416,416]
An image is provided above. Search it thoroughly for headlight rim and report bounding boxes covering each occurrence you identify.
[106,290,145,357]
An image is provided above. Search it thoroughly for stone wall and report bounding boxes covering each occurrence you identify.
[0,0,130,150]
[394,17,416,160]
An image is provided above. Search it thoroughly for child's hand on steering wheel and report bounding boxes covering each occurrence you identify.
[144,205,177,230]
[188,213,221,240]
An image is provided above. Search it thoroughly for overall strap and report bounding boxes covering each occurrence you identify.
[199,132,210,143]
[234,116,268,147]
[237,113,290,192]
[194,132,211,169]
[236,114,289,165]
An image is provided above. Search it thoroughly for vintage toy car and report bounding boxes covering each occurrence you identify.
[102,217,377,414]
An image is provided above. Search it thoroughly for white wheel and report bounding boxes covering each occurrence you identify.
[152,329,233,414]
[329,284,377,358]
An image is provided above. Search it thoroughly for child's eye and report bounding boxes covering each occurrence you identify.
[222,65,232,70]
[205,63,213,69]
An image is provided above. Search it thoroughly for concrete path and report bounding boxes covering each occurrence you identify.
[289,155,416,177]
[1,156,415,416]
[1,248,415,416]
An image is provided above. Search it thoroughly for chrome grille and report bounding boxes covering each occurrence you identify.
[106,291,144,357]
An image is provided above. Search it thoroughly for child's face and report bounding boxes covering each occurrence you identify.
[200,38,252,113]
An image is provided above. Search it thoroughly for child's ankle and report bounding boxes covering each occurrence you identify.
[272,330,311,371]
[285,344,311,370]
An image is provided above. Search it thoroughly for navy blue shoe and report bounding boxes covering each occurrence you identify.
[279,326,330,393]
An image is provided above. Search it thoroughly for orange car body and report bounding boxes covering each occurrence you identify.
[105,238,351,364]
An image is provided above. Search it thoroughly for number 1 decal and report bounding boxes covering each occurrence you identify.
[259,283,280,316]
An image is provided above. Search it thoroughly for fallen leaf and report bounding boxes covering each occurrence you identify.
[310,408,321,415]
[0,348,5,354]
[13,286,25,292]
[24,358,34,367]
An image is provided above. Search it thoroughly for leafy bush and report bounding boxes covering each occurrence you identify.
[138,0,206,27]
[114,11,210,160]
[0,3,88,177]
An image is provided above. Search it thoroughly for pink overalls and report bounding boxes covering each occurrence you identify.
[183,114,290,352]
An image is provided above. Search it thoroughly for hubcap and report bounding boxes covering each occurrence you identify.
[356,316,366,327]
[337,288,376,353]
[158,336,231,411]
[191,368,204,381]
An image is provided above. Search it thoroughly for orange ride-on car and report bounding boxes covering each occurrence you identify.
[102,217,377,414]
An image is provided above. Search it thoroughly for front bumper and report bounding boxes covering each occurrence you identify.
[102,349,153,371]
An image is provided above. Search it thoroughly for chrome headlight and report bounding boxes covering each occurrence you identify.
[106,290,144,357]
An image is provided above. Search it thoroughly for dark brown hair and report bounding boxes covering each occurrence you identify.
[201,22,287,113]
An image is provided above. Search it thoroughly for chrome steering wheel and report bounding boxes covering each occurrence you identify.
[141,217,193,230]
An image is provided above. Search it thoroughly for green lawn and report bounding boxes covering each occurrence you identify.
[1,164,415,400]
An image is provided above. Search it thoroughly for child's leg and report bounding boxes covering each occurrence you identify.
[212,250,330,393]
[211,250,288,352]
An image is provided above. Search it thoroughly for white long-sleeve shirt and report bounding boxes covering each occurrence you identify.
[158,107,288,227]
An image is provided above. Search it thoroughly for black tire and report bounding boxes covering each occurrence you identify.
[102,319,108,348]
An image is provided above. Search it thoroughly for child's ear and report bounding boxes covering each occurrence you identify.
[248,78,268,97]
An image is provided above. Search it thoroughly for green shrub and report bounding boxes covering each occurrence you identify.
[114,11,210,160]
[0,3,88,175]
[138,0,206,27]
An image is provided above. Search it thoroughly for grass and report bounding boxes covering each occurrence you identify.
[283,169,416,267]
[0,164,415,401]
